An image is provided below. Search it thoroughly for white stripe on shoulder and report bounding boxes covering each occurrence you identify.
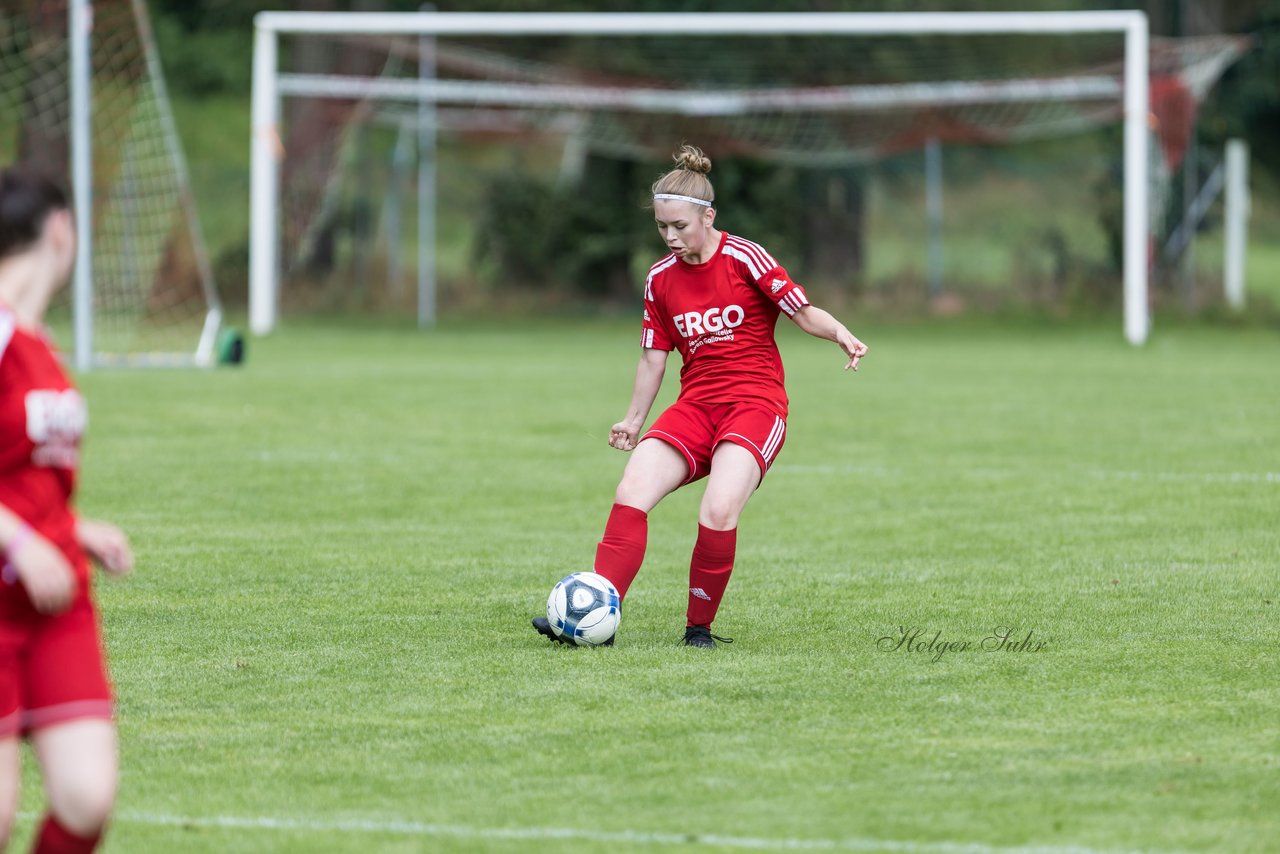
[743,237,779,269]
[725,235,778,272]
[645,254,680,300]
[723,236,765,269]
[647,252,677,274]
[722,245,764,281]
[0,310,14,363]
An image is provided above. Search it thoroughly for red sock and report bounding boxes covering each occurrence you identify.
[593,503,648,600]
[33,814,101,854]
[687,525,736,627]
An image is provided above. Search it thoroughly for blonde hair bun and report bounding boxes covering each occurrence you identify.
[650,143,715,207]
[674,144,712,175]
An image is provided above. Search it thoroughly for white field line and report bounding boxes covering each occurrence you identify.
[17,810,1186,854]
[772,464,1280,485]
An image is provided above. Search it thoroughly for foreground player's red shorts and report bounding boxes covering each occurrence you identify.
[0,589,113,739]
[643,399,787,485]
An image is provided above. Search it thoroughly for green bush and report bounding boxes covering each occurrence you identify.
[154,15,254,96]
[473,153,844,298]
[473,160,641,299]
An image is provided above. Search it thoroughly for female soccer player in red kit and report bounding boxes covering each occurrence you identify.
[0,167,134,853]
[535,145,867,649]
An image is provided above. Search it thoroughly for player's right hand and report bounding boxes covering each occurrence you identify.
[11,534,77,615]
[609,421,640,452]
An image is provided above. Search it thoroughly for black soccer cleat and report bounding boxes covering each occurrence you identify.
[532,616,614,647]
[532,616,575,646]
[684,625,733,649]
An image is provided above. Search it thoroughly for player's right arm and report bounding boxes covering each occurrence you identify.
[0,502,76,615]
[609,347,669,452]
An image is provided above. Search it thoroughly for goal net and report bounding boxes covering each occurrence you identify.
[250,12,1247,343]
[0,0,222,367]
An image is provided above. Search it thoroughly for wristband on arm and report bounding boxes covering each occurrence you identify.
[2,521,34,584]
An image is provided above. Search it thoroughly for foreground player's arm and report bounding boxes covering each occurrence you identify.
[609,348,669,451]
[790,305,869,371]
[0,502,76,614]
[77,517,134,576]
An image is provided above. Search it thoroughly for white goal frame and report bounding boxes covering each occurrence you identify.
[249,10,1151,345]
[62,0,224,370]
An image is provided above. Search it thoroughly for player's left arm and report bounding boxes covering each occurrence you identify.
[789,305,869,371]
[76,517,134,576]
[738,248,868,372]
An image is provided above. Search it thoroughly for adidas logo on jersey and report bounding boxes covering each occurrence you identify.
[690,587,712,601]
[771,278,787,294]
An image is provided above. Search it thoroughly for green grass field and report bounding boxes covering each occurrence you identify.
[11,316,1280,853]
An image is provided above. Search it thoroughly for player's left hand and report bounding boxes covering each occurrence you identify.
[838,330,868,371]
[77,518,134,576]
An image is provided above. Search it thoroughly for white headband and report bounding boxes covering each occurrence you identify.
[654,193,713,207]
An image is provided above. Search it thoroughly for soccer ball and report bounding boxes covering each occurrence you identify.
[546,572,621,647]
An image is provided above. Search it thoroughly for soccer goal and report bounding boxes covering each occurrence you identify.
[249,10,1243,346]
[0,0,223,369]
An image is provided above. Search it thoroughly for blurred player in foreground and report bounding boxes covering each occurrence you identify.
[1,166,134,853]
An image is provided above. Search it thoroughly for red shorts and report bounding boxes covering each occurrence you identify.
[643,400,787,485]
[0,590,113,739]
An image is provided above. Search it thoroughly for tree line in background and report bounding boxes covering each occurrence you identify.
[148,0,1279,305]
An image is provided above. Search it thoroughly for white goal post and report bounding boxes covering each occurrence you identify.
[249,10,1150,345]
[4,0,226,370]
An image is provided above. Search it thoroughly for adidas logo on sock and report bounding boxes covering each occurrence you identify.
[690,587,712,601]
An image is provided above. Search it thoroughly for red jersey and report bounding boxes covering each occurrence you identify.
[0,309,89,583]
[641,232,810,418]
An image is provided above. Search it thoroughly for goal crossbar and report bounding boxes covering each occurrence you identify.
[250,11,1150,344]
[254,11,1147,37]
[274,75,1123,114]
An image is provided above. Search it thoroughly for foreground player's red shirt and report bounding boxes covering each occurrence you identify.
[641,231,810,419]
[0,309,89,583]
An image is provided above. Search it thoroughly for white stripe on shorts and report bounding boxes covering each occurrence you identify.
[722,416,785,473]
[762,416,786,462]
